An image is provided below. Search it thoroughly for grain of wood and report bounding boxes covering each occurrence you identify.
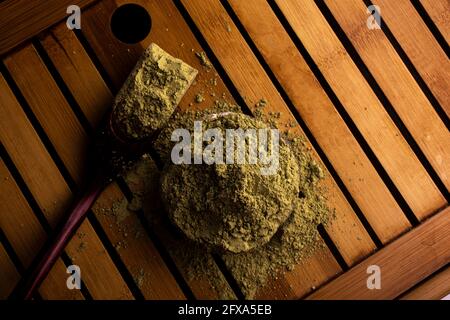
[79,0,142,91]
[0,156,83,300]
[376,0,450,119]
[228,0,409,246]
[4,45,88,183]
[0,0,96,55]
[39,25,113,128]
[0,243,21,299]
[326,0,450,196]
[276,0,446,219]
[307,206,450,299]
[0,72,132,300]
[420,0,450,43]
[400,266,450,300]
[41,14,229,299]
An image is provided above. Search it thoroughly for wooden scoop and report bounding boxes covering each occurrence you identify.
[12,44,198,300]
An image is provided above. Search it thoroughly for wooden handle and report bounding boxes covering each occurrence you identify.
[15,172,107,300]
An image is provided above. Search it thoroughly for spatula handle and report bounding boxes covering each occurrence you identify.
[16,173,106,300]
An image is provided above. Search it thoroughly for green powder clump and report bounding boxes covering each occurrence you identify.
[160,113,300,253]
[112,43,198,140]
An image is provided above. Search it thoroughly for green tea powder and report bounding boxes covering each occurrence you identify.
[112,44,197,140]
[160,113,300,253]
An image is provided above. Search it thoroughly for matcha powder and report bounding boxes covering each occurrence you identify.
[160,113,300,253]
[127,101,333,299]
[112,44,197,141]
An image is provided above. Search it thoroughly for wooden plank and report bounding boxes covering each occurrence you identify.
[420,0,450,43]
[39,24,186,300]
[326,0,450,193]
[4,44,88,183]
[276,0,446,219]
[0,243,21,299]
[79,0,142,91]
[400,266,450,300]
[228,0,410,245]
[180,0,385,298]
[376,0,450,119]
[307,206,450,299]
[0,0,97,55]
[0,73,132,300]
[0,157,83,300]
[39,26,113,128]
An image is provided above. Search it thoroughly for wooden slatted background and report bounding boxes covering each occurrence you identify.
[0,0,449,300]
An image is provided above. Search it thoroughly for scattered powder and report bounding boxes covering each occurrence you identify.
[76,232,86,240]
[133,268,146,289]
[111,199,130,224]
[77,241,87,253]
[96,197,145,248]
[209,78,218,86]
[169,241,236,300]
[127,196,142,212]
[255,98,268,108]
[195,51,213,69]
[114,240,128,251]
[195,93,205,103]
[288,120,297,128]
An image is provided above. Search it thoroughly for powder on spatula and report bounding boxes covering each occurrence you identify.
[112,43,198,141]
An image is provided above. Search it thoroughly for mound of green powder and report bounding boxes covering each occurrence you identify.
[160,113,300,253]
